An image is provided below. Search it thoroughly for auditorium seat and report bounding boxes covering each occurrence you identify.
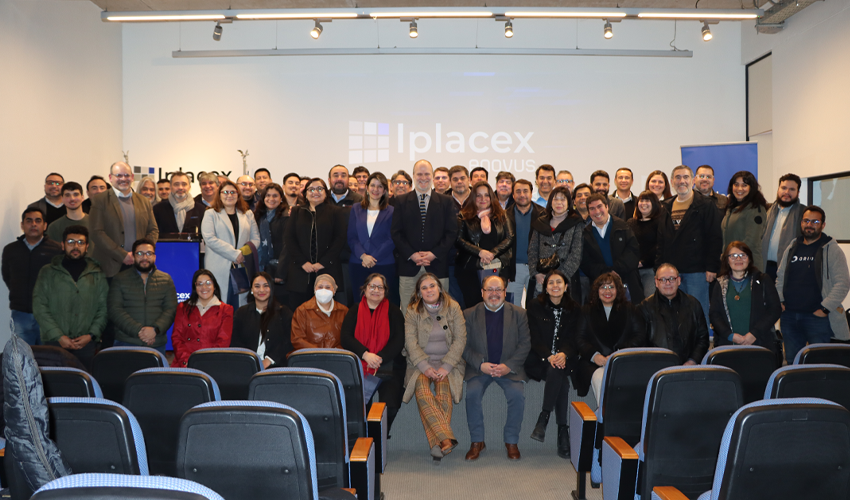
[123,367,220,476]
[176,401,359,500]
[31,473,224,500]
[793,342,850,368]
[701,345,776,404]
[602,366,743,500]
[569,348,679,500]
[249,367,376,499]
[91,347,168,402]
[48,397,148,475]
[40,367,102,398]
[764,363,850,409]
[187,348,263,400]
[651,398,850,500]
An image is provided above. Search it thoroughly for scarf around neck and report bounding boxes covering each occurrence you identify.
[169,193,196,232]
[478,208,492,234]
[354,297,391,374]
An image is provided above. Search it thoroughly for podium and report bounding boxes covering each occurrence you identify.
[155,238,201,351]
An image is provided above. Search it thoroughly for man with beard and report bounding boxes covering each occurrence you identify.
[33,225,107,369]
[28,173,65,226]
[153,172,203,237]
[328,164,363,208]
[236,175,258,212]
[108,239,177,354]
[254,168,272,192]
[694,165,729,215]
[761,173,804,282]
[448,165,470,210]
[506,179,541,307]
[777,205,850,363]
[282,173,301,210]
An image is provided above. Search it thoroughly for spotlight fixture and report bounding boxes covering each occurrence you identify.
[701,22,713,41]
[504,20,513,38]
[213,22,223,41]
[310,20,323,39]
[409,20,418,38]
[603,20,613,39]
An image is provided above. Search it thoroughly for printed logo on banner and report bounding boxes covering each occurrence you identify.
[134,166,157,175]
[349,121,391,164]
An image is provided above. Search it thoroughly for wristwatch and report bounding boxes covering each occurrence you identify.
[821,307,831,315]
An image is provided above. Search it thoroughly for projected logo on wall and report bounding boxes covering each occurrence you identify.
[348,121,537,173]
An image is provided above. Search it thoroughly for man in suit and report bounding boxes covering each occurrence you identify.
[90,161,159,279]
[462,276,531,461]
[391,159,459,304]
[153,172,203,237]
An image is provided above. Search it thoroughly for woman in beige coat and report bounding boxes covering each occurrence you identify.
[403,272,466,464]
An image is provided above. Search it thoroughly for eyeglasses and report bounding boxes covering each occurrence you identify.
[195,280,213,287]
[802,219,822,225]
[656,276,679,284]
[556,179,572,184]
[46,181,63,186]
[221,190,237,196]
[306,187,325,194]
[368,284,385,291]
[484,288,505,293]
[600,285,615,290]
[135,251,155,257]
[112,173,132,179]
[728,253,748,260]
[239,182,255,187]
[393,181,410,186]
[65,239,86,246]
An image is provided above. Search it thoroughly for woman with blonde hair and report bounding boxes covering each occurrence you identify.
[402,273,466,463]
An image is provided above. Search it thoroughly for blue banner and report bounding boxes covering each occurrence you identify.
[154,241,201,351]
[680,142,758,197]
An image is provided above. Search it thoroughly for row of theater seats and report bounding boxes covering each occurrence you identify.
[18,347,389,500]
[567,343,850,500]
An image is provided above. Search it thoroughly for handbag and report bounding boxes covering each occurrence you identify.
[537,231,567,275]
[477,258,502,285]
[229,263,250,295]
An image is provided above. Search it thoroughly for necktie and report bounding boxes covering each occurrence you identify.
[419,194,427,242]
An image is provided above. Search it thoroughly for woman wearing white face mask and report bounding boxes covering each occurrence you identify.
[291,274,348,351]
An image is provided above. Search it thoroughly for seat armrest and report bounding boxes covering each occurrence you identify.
[602,436,639,500]
[652,486,690,500]
[341,488,357,496]
[349,437,375,500]
[570,401,598,473]
[366,402,387,473]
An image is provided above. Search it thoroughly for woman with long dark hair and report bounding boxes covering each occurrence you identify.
[455,181,514,307]
[525,270,580,458]
[722,171,769,270]
[645,170,673,201]
[254,183,290,304]
[231,272,293,368]
[171,270,234,367]
[627,191,664,297]
[575,273,645,402]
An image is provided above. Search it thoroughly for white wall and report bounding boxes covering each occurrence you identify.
[0,0,123,345]
[122,18,746,190]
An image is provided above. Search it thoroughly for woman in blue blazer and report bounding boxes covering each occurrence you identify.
[348,172,399,305]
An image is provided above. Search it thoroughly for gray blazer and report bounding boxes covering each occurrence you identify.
[760,201,804,264]
[462,302,531,382]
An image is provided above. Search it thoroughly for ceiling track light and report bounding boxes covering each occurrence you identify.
[310,20,323,39]
[603,20,613,39]
[504,19,513,38]
[213,21,223,41]
[409,20,418,38]
[701,21,713,41]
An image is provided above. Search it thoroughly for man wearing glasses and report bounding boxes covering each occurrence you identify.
[638,263,710,365]
[776,205,850,363]
[462,275,530,461]
[236,175,258,212]
[108,239,177,355]
[33,225,107,369]
[28,173,65,226]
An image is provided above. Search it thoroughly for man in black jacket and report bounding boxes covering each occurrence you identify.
[506,179,541,307]
[391,159,459,304]
[656,165,722,328]
[638,264,709,365]
[580,194,644,303]
[153,172,204,237]
[1,208,63,345]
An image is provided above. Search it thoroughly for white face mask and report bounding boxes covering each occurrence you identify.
[315,289,334,304]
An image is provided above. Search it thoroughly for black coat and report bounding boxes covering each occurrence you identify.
[657,192,723,274]
[340,300,406,378]
[152,200,204,237]
[627,216,661,269]
[390,190,459,278]
[1,236,62,313]
[709,272,781,353]
[580,216,644,303]
[638,290,710,364]
[284,203,347,293]
[524,296,581,381]
[230,302,293,367]
[455,215,514,275]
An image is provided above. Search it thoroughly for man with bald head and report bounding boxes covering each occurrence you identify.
[236,175,257,212]
[391,159,459,303]
[90,161,159,279]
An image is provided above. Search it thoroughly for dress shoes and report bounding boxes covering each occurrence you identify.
[505,443,521,460]
[465,442,486,460]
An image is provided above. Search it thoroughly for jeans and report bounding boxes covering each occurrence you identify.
[781,311,834,364]
[638,268,656,297]
[507,264,530,307]
[465,374,525,444]
[113,340,167,356]
[679,272,711,330]
[11,310,41,346]
[448,265,466,310]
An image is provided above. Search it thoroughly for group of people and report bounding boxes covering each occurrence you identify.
[3,158,848,465]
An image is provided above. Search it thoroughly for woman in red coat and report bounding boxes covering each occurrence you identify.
[171,269,234,367]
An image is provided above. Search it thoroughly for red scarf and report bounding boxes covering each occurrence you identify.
[354,297,391,374]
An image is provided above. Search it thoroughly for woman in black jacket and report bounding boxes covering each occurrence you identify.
[254,183,290,306]
[576,273,645,402]
[231,272,293,368]
[455,181,514,307]
[627,191,664,297]
[340,273,406,430]
[709,241,781,362]
[525,270,580,459]
[284,178,347,311]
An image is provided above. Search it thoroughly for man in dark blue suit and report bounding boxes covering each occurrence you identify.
[391,159,459,304]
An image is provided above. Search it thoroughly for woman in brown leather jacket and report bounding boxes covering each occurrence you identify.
[291,274,348,351]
